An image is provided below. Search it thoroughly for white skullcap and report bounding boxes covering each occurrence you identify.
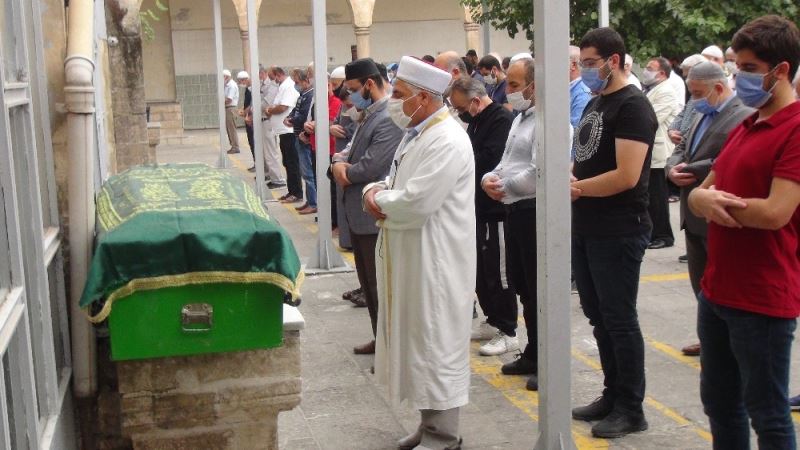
[237,71,249,79]
[625,54,634,65]
[330,66,346,80]
[681,54,707,69]
[222,69,231,77]
[510,52,534,64]
[395,56,452,95]
[701,45,724,60]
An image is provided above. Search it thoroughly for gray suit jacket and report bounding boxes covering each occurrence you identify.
[342,99,404,235]
[665,96,754,237]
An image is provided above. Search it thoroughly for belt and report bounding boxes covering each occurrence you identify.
[505,198,536,212]
[225,105,236,108]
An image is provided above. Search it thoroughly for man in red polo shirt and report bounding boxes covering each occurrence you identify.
[688,15,800,449]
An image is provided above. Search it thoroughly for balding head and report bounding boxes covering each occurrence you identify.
[569,45,581,81]
[434,51,468,80]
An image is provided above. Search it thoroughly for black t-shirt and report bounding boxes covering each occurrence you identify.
[572,84,657,236]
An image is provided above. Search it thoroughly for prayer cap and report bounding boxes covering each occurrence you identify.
[510,52,534,64]
[222,69,231,77]
[687,61,726,82]
[681,54,707,69]
[701,45,724,60]
[237,71,249,80]
[345,58,380,81]
[395,56,452,95]
[330,66,346,80]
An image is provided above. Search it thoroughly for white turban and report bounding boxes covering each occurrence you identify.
[394,56,452,95]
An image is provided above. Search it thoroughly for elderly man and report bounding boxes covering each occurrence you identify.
[363,56,475,450]
[449,77,517,356]
[665,61,753,357]
[482,58,541,390]
[624,54,643,89]
[266,66,302,203]
[668,54,707,146]
[332,58,403,355]
[642,57,679,250]
[223,69,240,154]
[259,66,286,186]
[570,46,592,128]
[433,51,470,81]
[701,45,725,66]
[237,71,257,168]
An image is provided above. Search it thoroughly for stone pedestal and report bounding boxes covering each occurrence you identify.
[117,332,302,450]
[147,102,185,145]
[146,122,161,161]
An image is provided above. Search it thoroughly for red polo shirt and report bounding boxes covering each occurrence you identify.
[701,100,800,318]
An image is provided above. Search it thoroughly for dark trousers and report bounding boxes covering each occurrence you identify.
[685,229,707,295]
[647,168,674,245]
[698,293,797,450]
[245,123,254,160]
[505,205,538,363]
[351,233,379,336]
[278,133,303,198]
[476,220,518,336]
[572,232,649,414]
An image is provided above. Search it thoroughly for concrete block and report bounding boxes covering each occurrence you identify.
[132,429,233,450]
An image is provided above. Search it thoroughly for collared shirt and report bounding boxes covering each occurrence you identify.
[270,78,300,134]
[224,79,239,106]
[261,80,279,106]
[332,96,390,163]
[689,94,736,155]
[482,106,537,204]
[570,77,592,128]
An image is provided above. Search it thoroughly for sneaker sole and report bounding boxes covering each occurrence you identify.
[479,344,521,356]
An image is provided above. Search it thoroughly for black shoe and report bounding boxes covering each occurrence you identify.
[501,355,536,375]
[591,410,648,438]
[525,374,538,391]
[647,239,673,250]
[247,165,256,172]
[267,181,287,189]
[572,397,613,421]
[678,254,688,263]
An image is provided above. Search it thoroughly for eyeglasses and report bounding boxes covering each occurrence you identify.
[578,57,606,69]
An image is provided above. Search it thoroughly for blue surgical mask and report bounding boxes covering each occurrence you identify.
[735,68,777,109]
[581,61,612,93]
[693,88,719,115]
[294,84,303,93]
[349,86,373,110]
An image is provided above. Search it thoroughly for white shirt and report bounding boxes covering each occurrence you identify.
[627,73,642,90]
[667,70,686,109]
[224,79,239,106]
[270,78,300,134]
[261,80,279,106]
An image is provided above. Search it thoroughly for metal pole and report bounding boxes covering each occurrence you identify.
[599,0,610,27]
[481,0,491,54]
[213,0,228,169]
[307,0,348,272]
[246,0,266,201]
[533,0,575,448]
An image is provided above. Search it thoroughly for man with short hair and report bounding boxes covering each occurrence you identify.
[688,15,800,448]
[223,69,240,154]
[570,45,592,128]
[571,27,658,438]
[476,55,509,109]
[237,71,256,167]
[266,67,303,203]
[259,66,286,186]
[482,58,541,390]
[624,54,642,89]
[363,56,475,450]
[286,69,316,214]
[665,61,754,357]
[642,57,679,250]
[331,58,403,355]
[449,77,518,357]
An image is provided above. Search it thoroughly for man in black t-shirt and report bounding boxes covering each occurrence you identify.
[570,27,658,439]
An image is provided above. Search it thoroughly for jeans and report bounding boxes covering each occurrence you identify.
[572,232,649,415]
[296,139,317,208]
[698,293,797,450]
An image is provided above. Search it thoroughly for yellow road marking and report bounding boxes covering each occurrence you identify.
[571,349,712,442]
[640,273,689,283]
[471,344,609,449]
[643,336,701,371]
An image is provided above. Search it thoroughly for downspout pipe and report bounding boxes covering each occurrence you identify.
[65,0,97,398]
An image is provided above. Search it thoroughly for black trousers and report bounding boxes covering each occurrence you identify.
[278,133,303,198]
[351,233,379,337]
[245,123,255,161]
[647,168,674,244]
[505,204,538,364]
[476,220,518,336]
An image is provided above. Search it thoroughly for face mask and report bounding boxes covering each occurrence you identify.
[350,85,373,110]
[736,68,778,109]
[581,60,612,93]
[483,73,497,85]
[458,111,473,123]
[724,61,738,76]
[641,69,659,86]
[345,106,361,121]
[294,84,303,93]
[387,96,421,129]
[693,88,719,115]
[507,84,533,111]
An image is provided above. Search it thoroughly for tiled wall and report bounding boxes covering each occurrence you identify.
[175,74,246,129]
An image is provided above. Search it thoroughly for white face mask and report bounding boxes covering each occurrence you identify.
[507,83,533,111]
[641,69,659,86]
[387,96,421,129]
[345,106,361,121]
[483,72,497,85]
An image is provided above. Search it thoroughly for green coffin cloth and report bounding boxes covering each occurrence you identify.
[80,164,302,322]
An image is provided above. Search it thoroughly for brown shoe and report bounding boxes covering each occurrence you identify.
[298,207,317,215]
[294,202,309,210]
[280,194,301,204]
[682,343,701,356]
[354,340,376,355]
[227,148,240,154]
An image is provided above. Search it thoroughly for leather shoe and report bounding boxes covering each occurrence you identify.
[295,202,309,211]
[591,410,648,438]
[678,254,688,263]
[681,343,701,356]
[647,239,673,250]
[526,374,538,391]
[353,340,375,355]
[280,194,302,204]
[342,287,363,301]
[572,396,613,421]
[501,355,536,375]
[226,148,240,154]
[298,207,318,215]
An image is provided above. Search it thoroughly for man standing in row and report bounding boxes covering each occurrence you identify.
[364,56,474,450]
[285,70,316,214]
[259,65,286,187]
[223,69,240,154]
[266,66,303,203]
[332,58,402,356]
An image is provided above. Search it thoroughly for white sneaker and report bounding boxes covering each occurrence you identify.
[479,331,520,356]
[471,320,496,341]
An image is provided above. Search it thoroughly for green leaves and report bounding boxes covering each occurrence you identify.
[140,1,170,42]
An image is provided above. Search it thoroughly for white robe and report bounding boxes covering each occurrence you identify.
[372,109,477,411]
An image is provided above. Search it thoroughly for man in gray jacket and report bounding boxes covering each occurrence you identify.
[665,61,753,356]
[332,58,404,355]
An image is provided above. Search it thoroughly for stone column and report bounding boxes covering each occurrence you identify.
[231,0,263,75]
[463,6,482,54]
[348,0,375,58]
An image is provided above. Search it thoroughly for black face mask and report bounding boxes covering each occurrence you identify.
[458,111,473,123]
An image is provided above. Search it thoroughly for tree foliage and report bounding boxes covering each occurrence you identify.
[461,0,800,63]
